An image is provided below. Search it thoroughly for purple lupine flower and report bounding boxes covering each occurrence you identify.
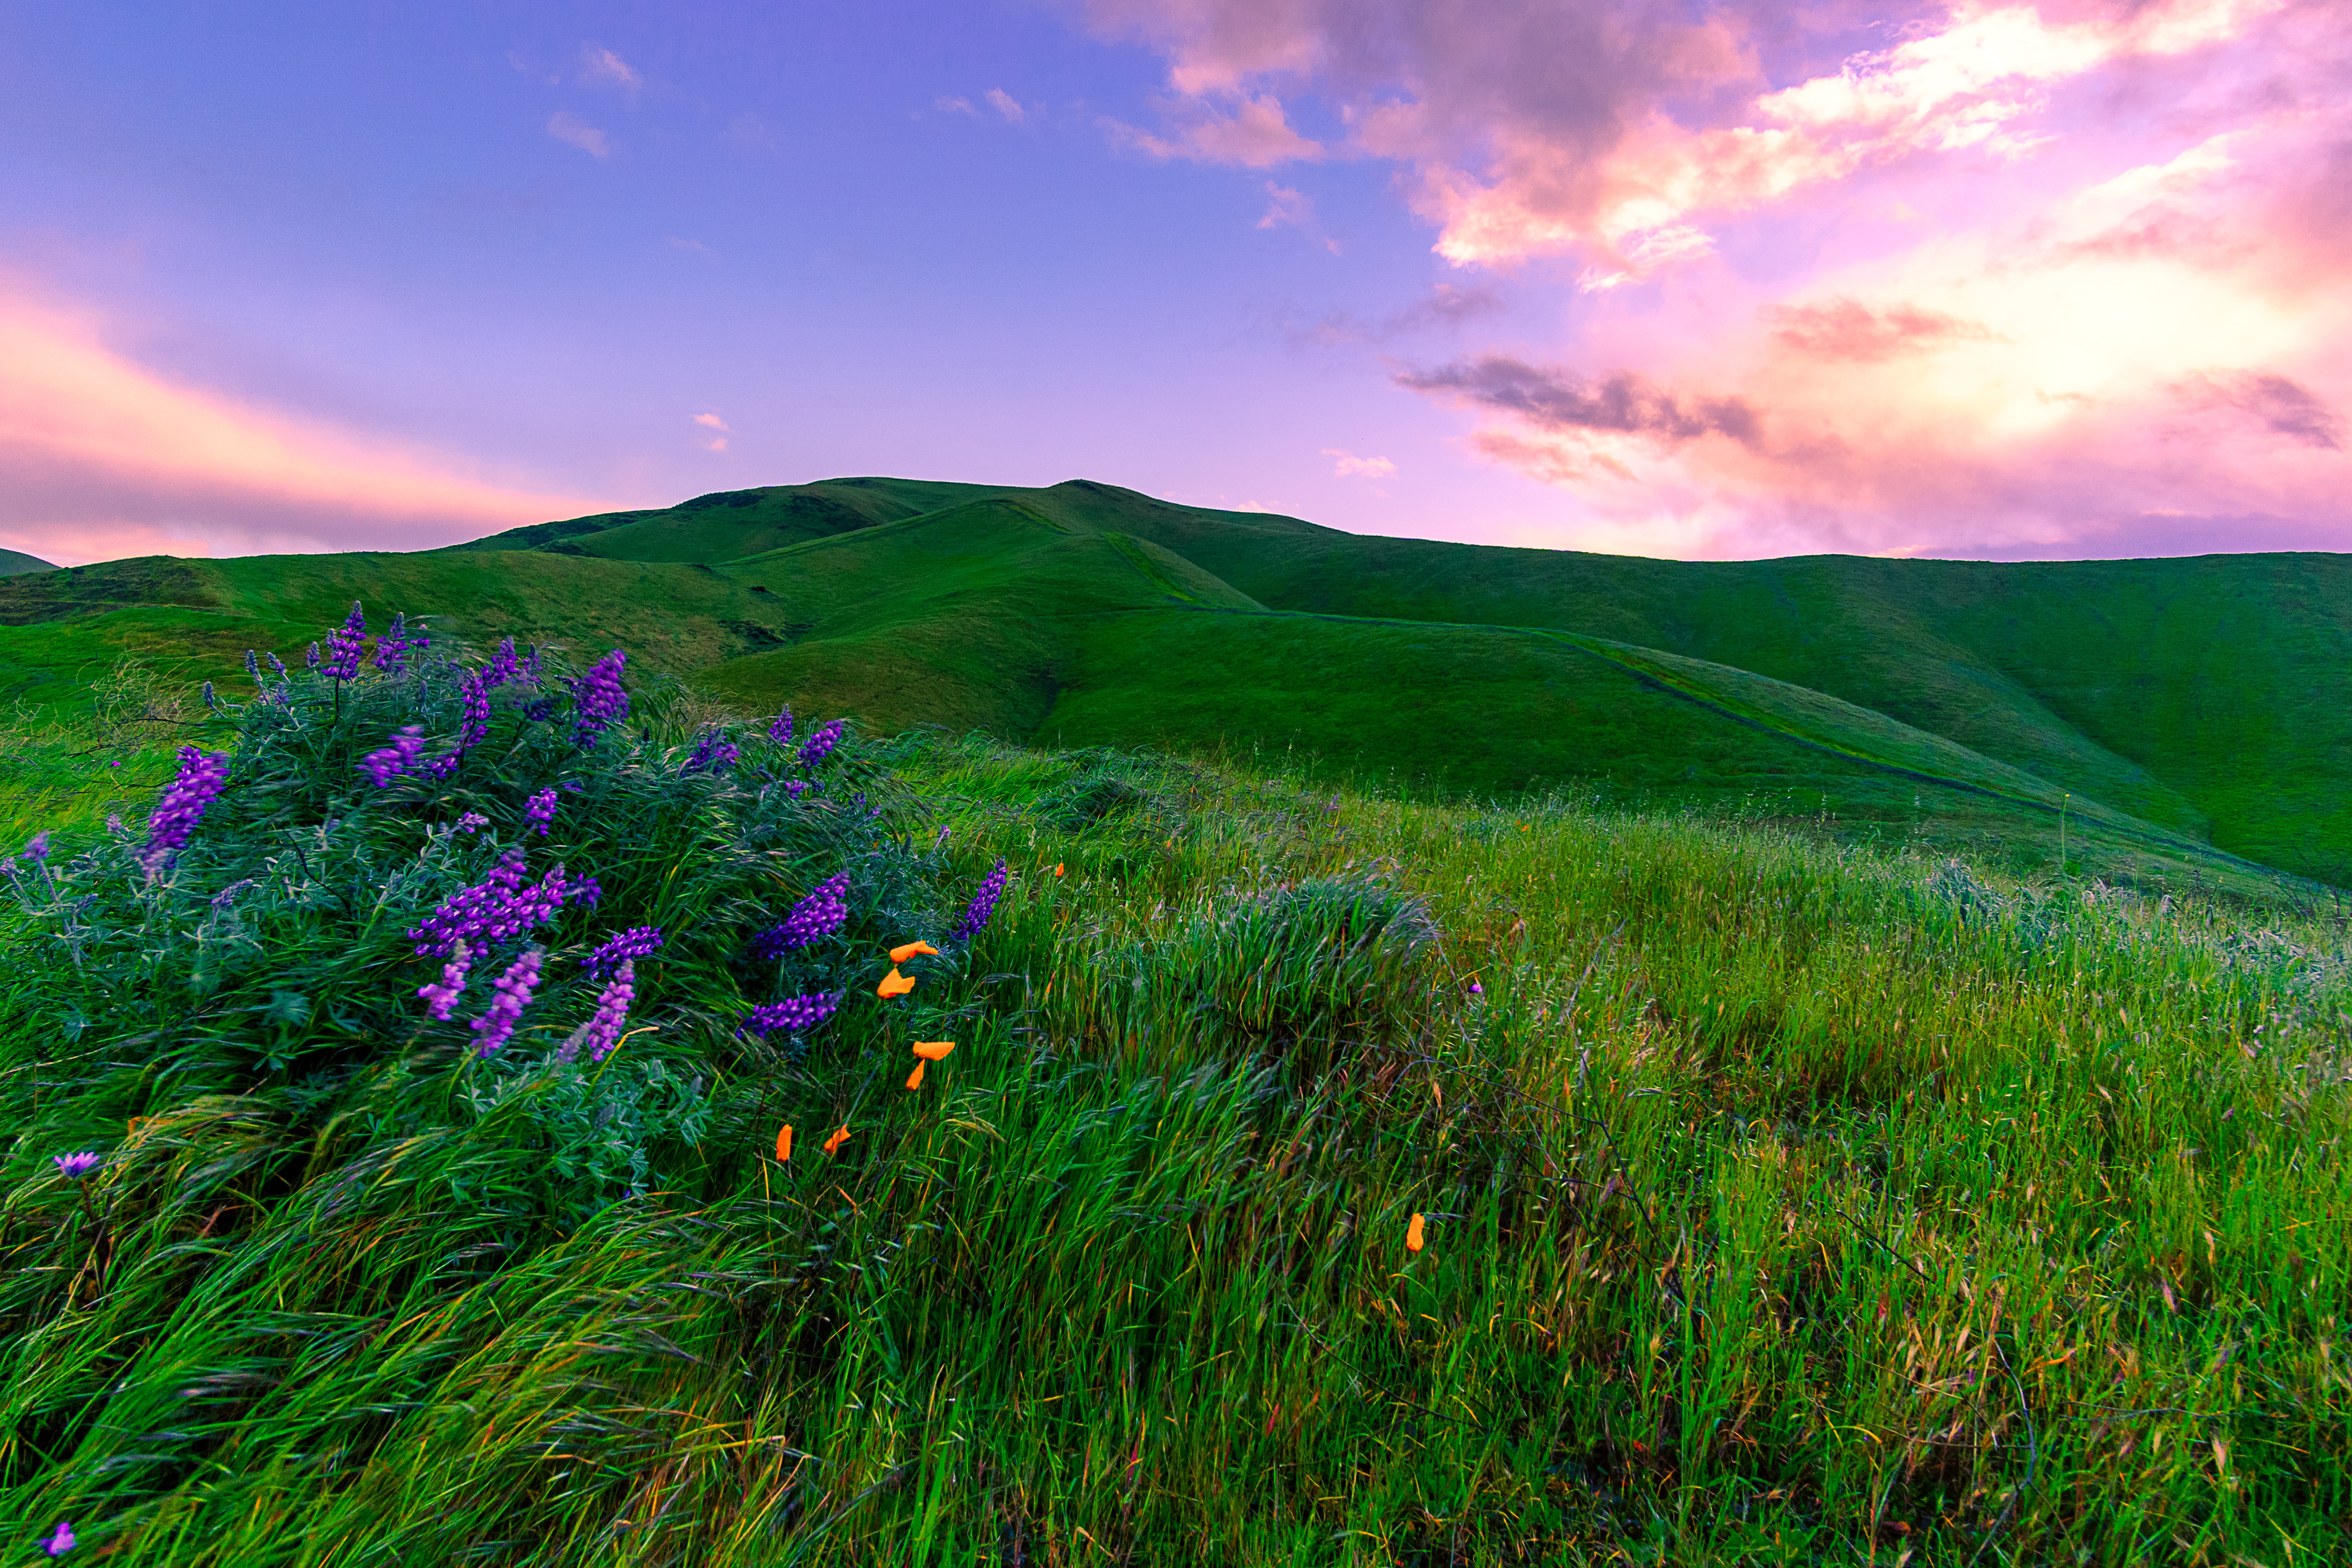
[210,878,256,908]
[41,1521,73,1558]
[797,718,843,771]
[950,857,1010,942]
[455,812,491,834]
[306,642,322,670]
[323,602,368,682]
[426,669,493,781]
[523,697,555,724]
[483,636,521,689]
[105,813,123,834]
[781,780,811,800]
[418,939,472,1020]
[202,681,219,711]
[569,875,603,909]
[372,612,413,672]
[359,725,428,788]
[682,727,740,776]
[21,830,51,861]
[1468,982,1484,995]
[583,924,663,979]
[749,872,850,959]
[267,651,288,680]
[519,648,542,686]
[52,1152,100,1179]
[570,649,629,747]
[558,959,636,1065]
[524,787,558,836]
[139,747,232,872]
[408,849,581,957]
[934,825,950,851]
[768,708,793,743]
[470,949,544,1057]
[245,649,260,682]
[741,989,844,1039]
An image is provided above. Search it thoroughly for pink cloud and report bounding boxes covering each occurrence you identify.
[1103,94,1323,166]
[0,293,617,566]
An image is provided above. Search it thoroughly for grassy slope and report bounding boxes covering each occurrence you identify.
[0,548,53,577]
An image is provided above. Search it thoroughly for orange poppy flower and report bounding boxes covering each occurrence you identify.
[822,1124,851,1156]
[1054,863,1064,877]
[905,1061,926,1091]
[1406,1213,1426,1253]
[911,1040,955,1061]
[890,940,940,963]
[776,1124,793,1163]
[877,967,916,998]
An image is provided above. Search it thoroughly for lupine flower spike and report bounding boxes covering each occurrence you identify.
[890,940,939,963]
[524,787,558,835]
[768,707,793,743]
[558,959,635,1065]
[751,873,849,958]
[140,746,232,873]
[42,1521,73,1558]
[877,968,916,999]
[1407,1213,1426,1253]
[323,602,368,681]
[775,1125,792,1163]
[417,940,472,1020]
[951,858,1010,940]
[470,949,544,1057]
[743,990,843,1038]
[21,831,51,862]
[821,1124,850,1156]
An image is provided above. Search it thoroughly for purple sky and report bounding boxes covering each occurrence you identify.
[3,0,2347,567]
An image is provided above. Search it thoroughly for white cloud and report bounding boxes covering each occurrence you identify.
[579,46,640,91]
[1103,94,1322,168]
[1324,448,1396,479]
[694,412,731,452]
[547,112,610,158]
[1257,182,1315,229]
[985,88,1028,123]
[694,412,731,431]
[935,95,977,115]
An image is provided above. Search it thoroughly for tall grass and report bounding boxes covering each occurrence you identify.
[1,644,2345,1566]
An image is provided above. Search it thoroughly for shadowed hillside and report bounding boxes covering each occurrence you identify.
[3,476,2346,896]
[0,548,53,577]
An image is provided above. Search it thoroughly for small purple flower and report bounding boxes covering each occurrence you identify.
[408,849,583,957]
[570,875,603,910]
[797,718,843,771]
[524,788,558,836]
[558,959,636,1065]
[583,924,662,979]
[570,649,630,747]
[742,989,844,1039]
[52,1152,100,1179]
[140,747,232,873]
[41,1520,73,1558]
[210,878,256,907]
[470,949,544,1057]
[950,857,1010,942]
[426,670,493,781]
[483,636,521,689]
[306,642,322,670]
[324,602,368,682]
[267,651,288,680]
[782,780,811,800]
[934,825,950,851]
[455,812,491,834]
[359,725,428,788]
[418,940,472,1020]
[682,727,740,776]
[750,872,850,959]
[21,830,51,861]
[372,612,414,672]
[1468,982,1484,996]
[105,813,123,834]
[768,708,793,743]
[523,696,555,724]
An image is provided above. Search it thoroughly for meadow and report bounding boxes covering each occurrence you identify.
[0,611,2345,1566]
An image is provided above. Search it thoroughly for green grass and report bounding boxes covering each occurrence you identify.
[2,656,2347,1565]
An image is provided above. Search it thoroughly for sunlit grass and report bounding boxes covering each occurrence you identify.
[2,709,2346,1566]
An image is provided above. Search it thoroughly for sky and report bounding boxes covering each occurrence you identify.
[2,0,2347,567]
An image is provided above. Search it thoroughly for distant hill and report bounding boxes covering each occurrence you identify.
[4,477,2346,896]
[0,548,54,577]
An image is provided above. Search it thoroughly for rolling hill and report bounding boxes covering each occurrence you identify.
[0,548,53,577]
[4,477,2346,897]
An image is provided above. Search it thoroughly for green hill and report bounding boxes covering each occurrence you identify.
[0,547,54,577]
[2,476,2345,898]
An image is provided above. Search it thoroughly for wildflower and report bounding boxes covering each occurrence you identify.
[768,708,793,743]
[306,642,321,670]
[524,787,558,836]
[360,725,428,787]
[244,648,260,681]
[950,857,1010,941]
[372,612,413,672]
[557,959,635,1065]
[323,602,368,682]
[682,726,740,775]
[1407,1213,1425,1253]
[821,1124,850,1156]
[470,949,544,1057]
[1468,982,1483,996]
[523,696,555,724]
[877,967,915,999]
[455,812,490,834]
[210,878,256,907]
[742,990,844,1038]
[52,1151,100,1179]
[905,1061,926,1091]
[21,830,50,862]
[889,939,939,963]
[201,680,219,712]
[483,636,521,689]
[797,717,843,770]
[570,875,604,909]
[418,940,472,1020]
[1054,863,1064,877]
[750,872,850,958]
[407,848,581,957]
[911,1040,954,1061]
[41,1520,73,1557]
[267,651,288,679]
[426,669,492,780]
[775,1124,792,1162]
[139,746,232,872]
[582,924,663,979]
[571,649,630,747]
